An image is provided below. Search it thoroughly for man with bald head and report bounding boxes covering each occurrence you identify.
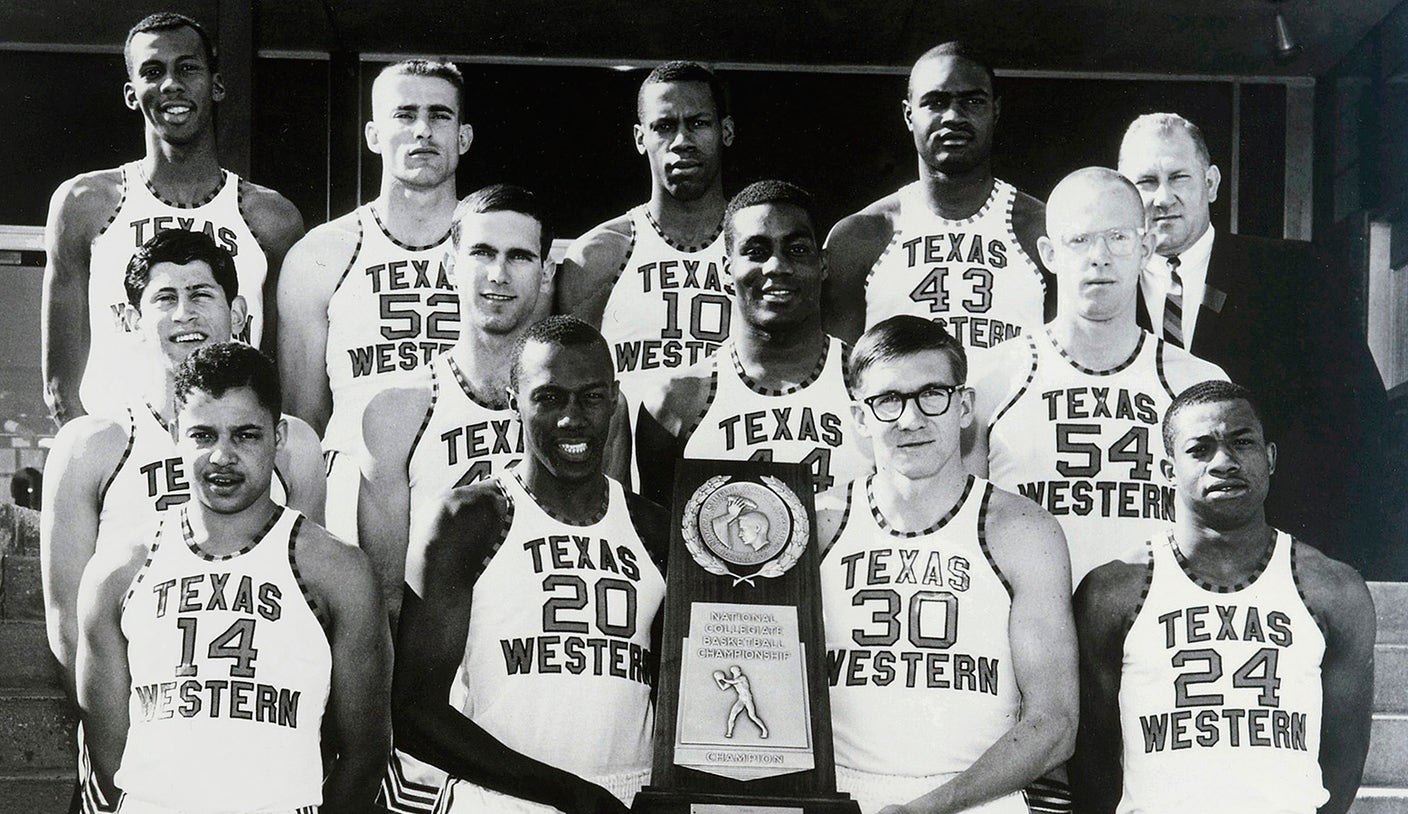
[966,167,1225,586]
[1118,113,1392,572]
[824,42,1050,375]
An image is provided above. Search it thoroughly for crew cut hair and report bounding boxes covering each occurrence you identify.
[1121,112,1214,169]
[376,58,466,118]
[125,229,239,309]
[174,342,282,421]
[909,41,997,95]
[509,316,612,391]
[723,179,821,251]
[451,183,554,260]
[637,60,728,121]
[849,315,969,393]
[126,12,217,74]
[1162,379,1267,452]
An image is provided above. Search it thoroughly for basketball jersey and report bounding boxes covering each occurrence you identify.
[1118,531,1327,814]
[323,204,458,454]
[986,329,1225,586]
[598,205,732,403]
[406,354,523,541]
[680,336,869,509]
[864,180,1044,374]
[384,474,665,813]
[117,505,331,813]
[95,402,289,557]
[822,476,1020,777]
[86,162,267,416]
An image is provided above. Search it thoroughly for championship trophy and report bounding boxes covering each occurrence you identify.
[633,459,859,813]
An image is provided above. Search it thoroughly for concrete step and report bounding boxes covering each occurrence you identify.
[1,552,45,621]
[1370,582,1408,646]
[0,769,73,814]
[0,620,62,689]
[1352,787,1408,814]
[1378,643,1408,715]
[1365,713,1408,787]
[0,688,77,774]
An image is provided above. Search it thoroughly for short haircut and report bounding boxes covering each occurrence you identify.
[125,229,239,309]
[637,60,728,121]
[174,342,282,421]
[451,183,554,260]
[509,316,611,392]
[125,12,217,74]
[1044,166,1145,237]
[1121,113,1213,169]
[375,58,466,119]
[849,315,969,392]
[723,180,820,251]
[1162,379,1267,452]
[909,41,996,96]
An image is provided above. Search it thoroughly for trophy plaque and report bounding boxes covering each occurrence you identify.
[633,459,858,813]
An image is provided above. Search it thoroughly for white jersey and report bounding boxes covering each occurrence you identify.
[822,476,1021,778]
[1118,531,1327,814]
[406,353,523,541]
[85,162,267,416]
[598,205,732,403]
[384,474,664,814]
[95,402,289,557]
[323,204,458,453]
[117,505,331,813]
[865,179,1044,374]
[680,336,869,509]
[986,329,1226,585]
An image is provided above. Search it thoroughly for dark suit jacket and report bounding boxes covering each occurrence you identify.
[1138,232,1394,573]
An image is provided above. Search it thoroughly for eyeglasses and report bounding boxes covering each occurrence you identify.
[1059,227,1144,257]
[860,385,963,422]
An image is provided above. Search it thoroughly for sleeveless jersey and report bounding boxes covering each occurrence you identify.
[1118,531,1327,813]
[384,474,665,814]
[680,336,869,509]
[117,505,331,812]
[986,329,1225,586]
[323,204,458,453]
[822,476,1020,776]
[406,354,523,540]
[95,402,289,557]
[598,206,732,403]
[864,179,1044,374]
[86,162,267,416]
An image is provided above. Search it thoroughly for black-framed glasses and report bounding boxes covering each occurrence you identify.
[859,385,963,422]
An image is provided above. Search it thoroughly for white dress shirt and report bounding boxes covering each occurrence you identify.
[1141,225,1214,347]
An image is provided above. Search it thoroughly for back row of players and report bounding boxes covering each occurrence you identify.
[39,11,1378,814]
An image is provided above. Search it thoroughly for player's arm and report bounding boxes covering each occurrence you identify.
[297,522,393,813]
[823,207,895,344]
[634,371,708,507]
[1297,545,1376,814]
[898,493,1077,814]
[1009,191,1055,323]
[554,217,632,327]
[1069,560,1146,814]
[240,181,306,360]
[42,173,120,425]
[960,339,1031,478]
[40,416,125,697]
[394,486,629,814]
[602,388,633,486]
[74,540,147,804]
[357,386,426,623]
[279,414,328,525]
[275,222,353,436]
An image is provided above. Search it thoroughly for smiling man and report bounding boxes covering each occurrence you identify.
[391,316,667,814]
[965,168,1225,586]
[43,11,303,424]
[278,58,473,542]
[635,180,870,509]
[823,42,1049,373]
[1073,380,1376,814]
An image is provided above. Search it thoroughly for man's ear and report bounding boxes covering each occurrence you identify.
[229,296,249,340]
[901,99,913,128]
[274,416,287,451]
[1205,163,1222,204]
[1160,459,1175,482]
[457,123,473,155]
[721,116,735,148]
[633,123,647,156]
[1037,235,1056,270]
[211,72,225,103]
[124,82,140,111]
[365,120,382,154]
[1266,441,1277,475]
[991,95,1001,127]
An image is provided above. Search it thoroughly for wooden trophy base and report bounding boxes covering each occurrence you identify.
[632,786,861,814]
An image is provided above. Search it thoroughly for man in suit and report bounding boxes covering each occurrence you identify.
[1117,113,1392,573]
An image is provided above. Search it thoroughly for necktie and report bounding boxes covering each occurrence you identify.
[1163,255,1184,348]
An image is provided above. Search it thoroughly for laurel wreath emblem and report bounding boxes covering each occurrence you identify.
[682,475,809,586]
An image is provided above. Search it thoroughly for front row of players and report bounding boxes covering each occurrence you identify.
[66,177,1374,814]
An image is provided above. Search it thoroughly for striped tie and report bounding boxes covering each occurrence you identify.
[1163,255,1184,347]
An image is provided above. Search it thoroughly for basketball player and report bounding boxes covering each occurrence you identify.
[716,666,768,739]
[391,316,666,814]
[1072,380,1376,814]
[42,230,324,706]
[635,180,870,509]
[557,60,735,404]
[43,11,303,424]
[821,315,1076,814]
[823,42,1048,372]
[278,58,472,541]
[965,168,1226,586]
[76,342,391,813]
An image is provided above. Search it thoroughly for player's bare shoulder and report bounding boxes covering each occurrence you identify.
[1074,548,1153,630]
[825,192,901,267]
[972,331,1037,417]
[50,413,131,479]
[237,178,305,250]
[48,168,126,244]
[1288,539,1375,637]
[983,484,1069,566]
[290,514,377,609]
[1160,341,1229,395]
[362,372,436,451]
[557,212,635,319]
[278,210,361,295]
[640,353,718,437]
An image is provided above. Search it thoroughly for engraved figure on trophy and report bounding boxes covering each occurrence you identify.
[715,665,770,739]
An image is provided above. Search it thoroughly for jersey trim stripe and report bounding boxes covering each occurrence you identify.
[98,407,139,509]
[1153,338,1178,401]
[820,479,858,560]
[974,482,1013,599]
[181,504,285,562]
[407,360,441,467]
[274,464,291,502]
[866,474,976,538]
[603,212,639,291]
[641,205,723,253]
[988,333,1039,432]
[93,165,129,240]
[370,205,451,252]
[1022,776,1073,813]
[863,226,904,289]
[677,355,721,452]
[1169,529,1277,593]
[120,533,164,615]
[1289,539,1331,639]
[466,479,516,589]
[380,752,441,814]
[1046,328,1145,377]
[140,165,227,209]
[329,213,366,297]
[729,340,830,396]
[287,515,332,634]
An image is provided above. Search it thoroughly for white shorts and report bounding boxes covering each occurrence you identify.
[115,797,317,814]
[836,765,1030,814]
[433,768,650,814]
